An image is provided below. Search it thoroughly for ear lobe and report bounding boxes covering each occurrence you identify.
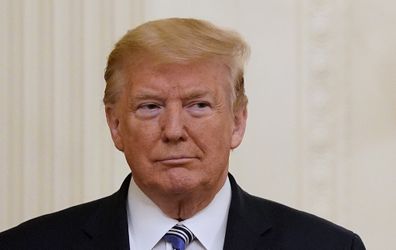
[105,105,124,151]
[230,106,248,149]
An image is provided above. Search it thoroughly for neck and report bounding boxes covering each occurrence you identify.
[137,176,227,220]
[157,191,219,220]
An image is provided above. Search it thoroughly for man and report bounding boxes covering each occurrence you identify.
[0,18,365,249]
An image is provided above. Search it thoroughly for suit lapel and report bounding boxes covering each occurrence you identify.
[79,174,132,250]
[223,174,272,250]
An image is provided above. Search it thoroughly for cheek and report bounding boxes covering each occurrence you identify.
[192,120,233,179]
[188,116,234,154]
[121,118,160,157]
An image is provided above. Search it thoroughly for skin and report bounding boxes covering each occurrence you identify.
[105,55,247,220]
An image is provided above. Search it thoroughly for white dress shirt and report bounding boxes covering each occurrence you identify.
[126,176,231,250]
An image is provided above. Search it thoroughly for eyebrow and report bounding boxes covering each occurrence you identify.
[132,92,163,101]
[130,88,214,102]
[182,89,213,101]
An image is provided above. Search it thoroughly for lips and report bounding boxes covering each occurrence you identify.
[156,156,198,165]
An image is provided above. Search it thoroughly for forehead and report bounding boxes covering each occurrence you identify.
[121,55,232,95]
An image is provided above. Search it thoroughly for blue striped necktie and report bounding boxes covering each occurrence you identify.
[163,224,195,250]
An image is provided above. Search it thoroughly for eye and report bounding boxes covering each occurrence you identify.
[135,103,162,118]
[141,103,160,110]
[187,101,212,117]
[194,102,210,109]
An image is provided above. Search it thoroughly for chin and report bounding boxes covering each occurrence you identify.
[162,170,203,194]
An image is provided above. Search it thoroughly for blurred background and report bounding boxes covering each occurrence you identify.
[1,0,395,248]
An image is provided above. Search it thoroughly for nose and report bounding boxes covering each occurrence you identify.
[160,104,187,143]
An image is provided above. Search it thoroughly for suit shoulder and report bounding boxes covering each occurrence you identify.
[249,193,344,229]
[0,195,112,249]
[246,193,351,233]
[0,174,131,249]
[5,195,107,230]
[243,193,365,249]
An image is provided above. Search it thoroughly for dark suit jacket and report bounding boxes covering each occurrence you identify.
[0,173,365,250]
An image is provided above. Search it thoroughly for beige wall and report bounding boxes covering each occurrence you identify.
[1,0,395,248]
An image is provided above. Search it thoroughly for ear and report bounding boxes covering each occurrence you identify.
[230,105,248,149]
[105,105,124,151]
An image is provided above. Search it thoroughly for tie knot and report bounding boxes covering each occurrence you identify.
[163,224,195,250]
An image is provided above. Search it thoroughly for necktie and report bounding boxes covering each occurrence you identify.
[163,224,195,250]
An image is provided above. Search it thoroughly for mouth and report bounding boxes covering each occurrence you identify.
[156,156,198,165]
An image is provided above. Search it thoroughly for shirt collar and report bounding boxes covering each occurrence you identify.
[126,176,232,250]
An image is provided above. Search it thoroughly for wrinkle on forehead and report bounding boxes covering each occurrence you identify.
[122,57,233,107]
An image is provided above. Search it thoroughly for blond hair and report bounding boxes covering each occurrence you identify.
[104,18,250,110]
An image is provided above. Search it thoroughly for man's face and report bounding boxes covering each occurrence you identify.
[106,56,247,199]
